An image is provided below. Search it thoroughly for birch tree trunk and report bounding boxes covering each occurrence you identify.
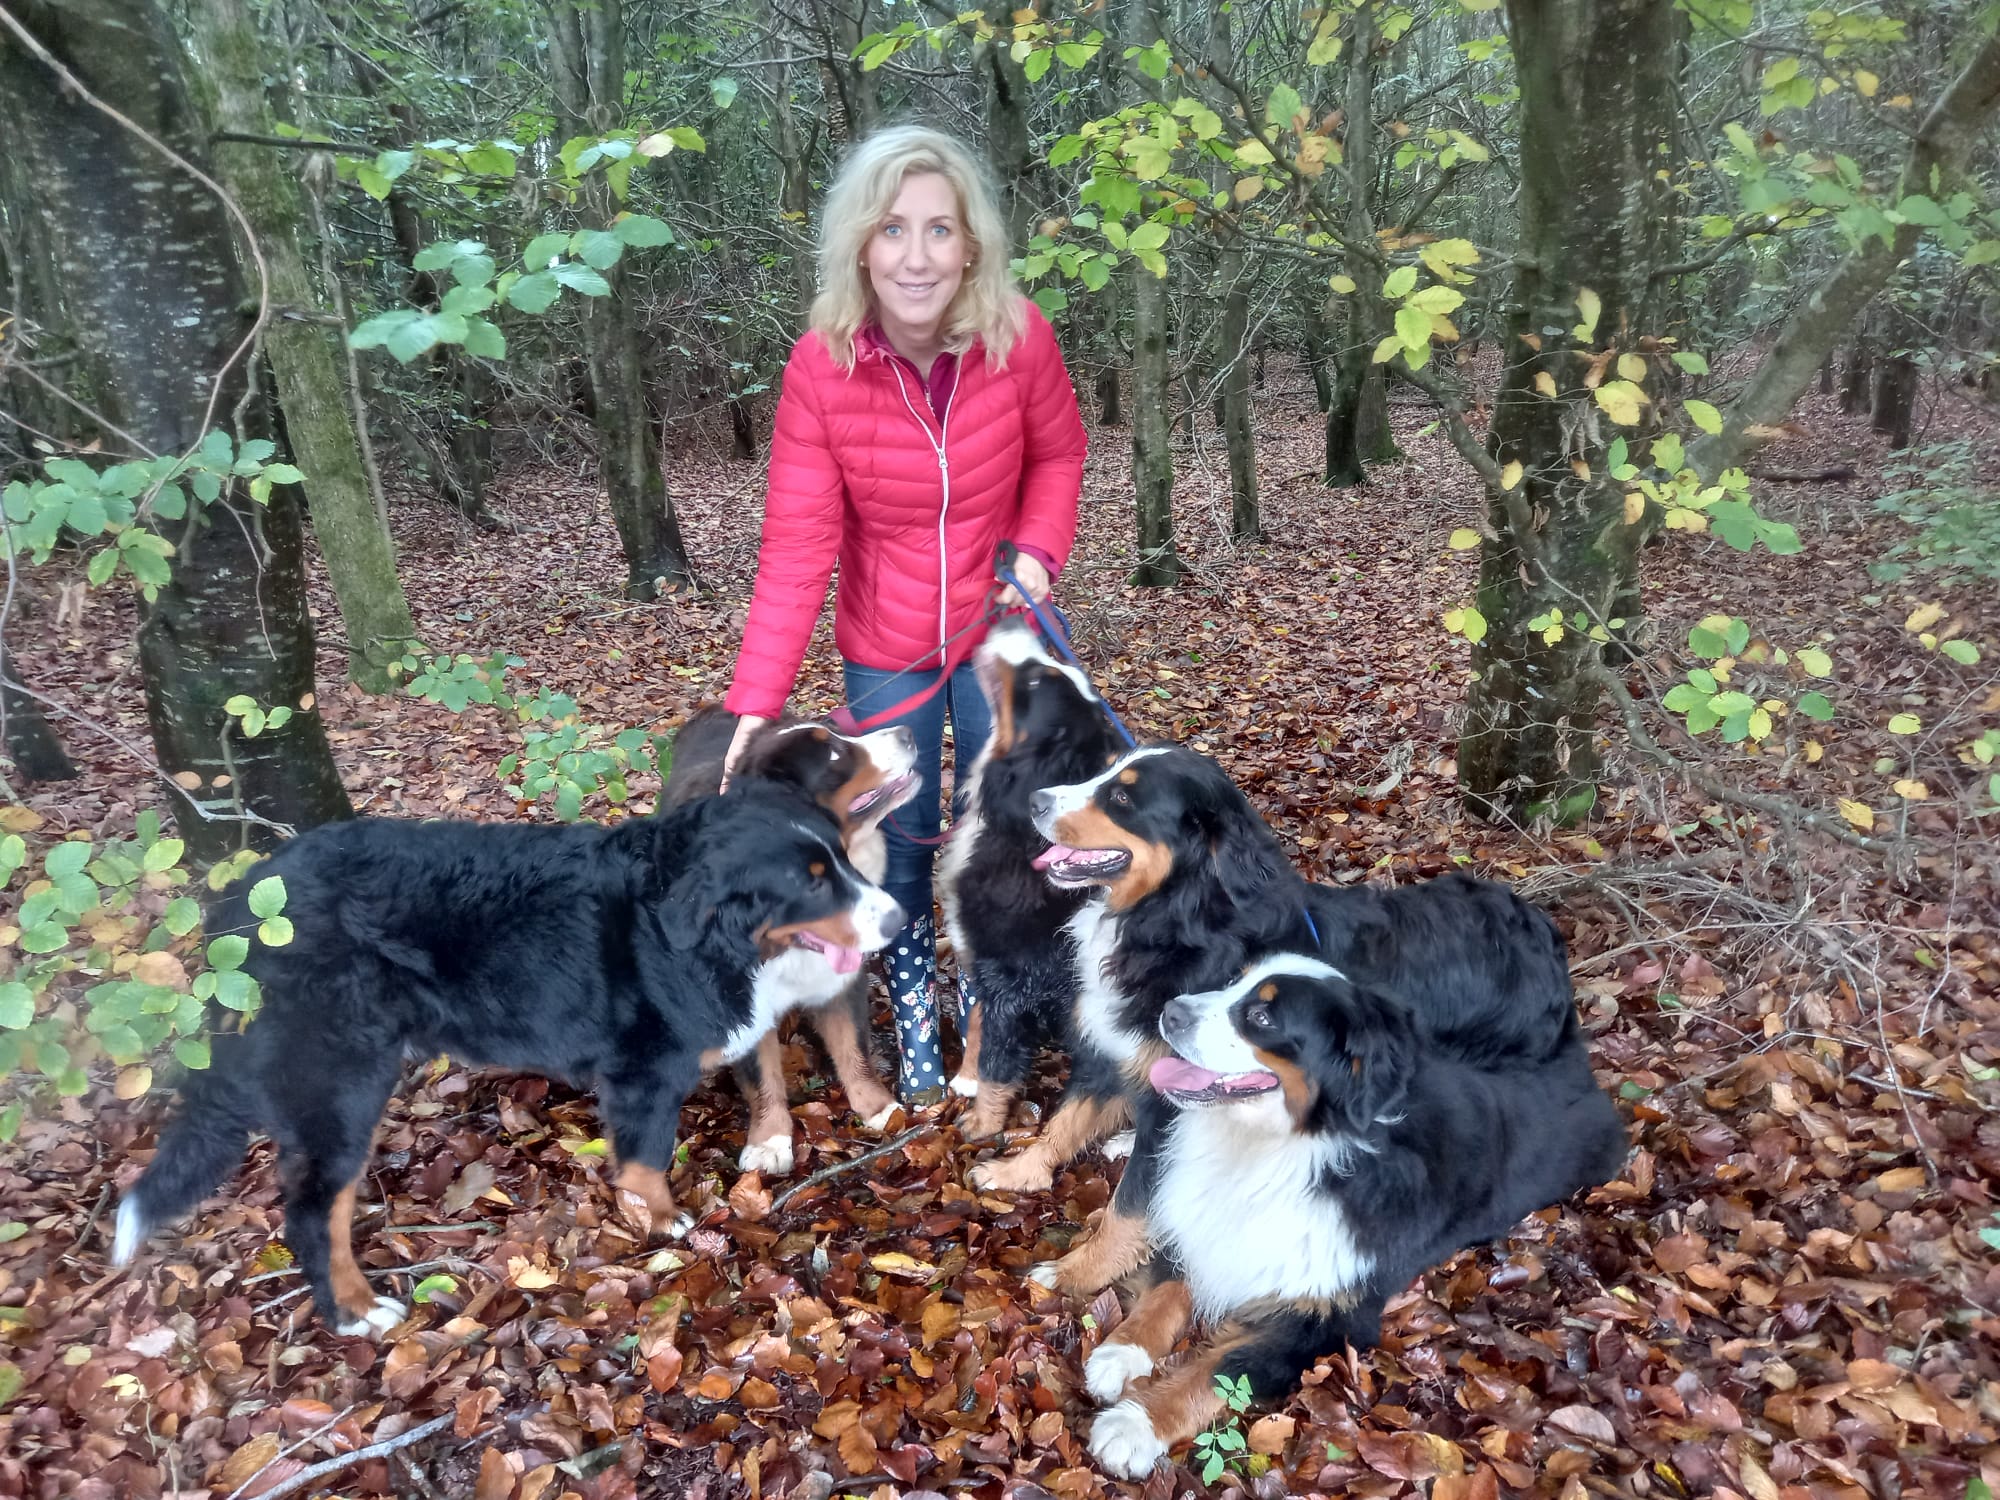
[546,0,699,598]
[1458,0,1676,824]
[0,0,351,858]
[191,0,420,692]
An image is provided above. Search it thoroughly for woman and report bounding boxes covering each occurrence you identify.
[721,124,1088,1106]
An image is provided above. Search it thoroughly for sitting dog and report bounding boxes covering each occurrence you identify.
[937,618,1125,1140]
[983,745,1582,1297]
[1083,954,1628,1477]
[662,707,918,1171]
[112,791,901,1334]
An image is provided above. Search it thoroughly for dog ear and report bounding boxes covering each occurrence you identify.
[1199,780,1294,920]
[1329,983,1417,1133]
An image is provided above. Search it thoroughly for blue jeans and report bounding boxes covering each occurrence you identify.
[842,657,993,1099]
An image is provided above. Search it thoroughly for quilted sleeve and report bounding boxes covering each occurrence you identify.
[724,341,845,718]
[1008,303,1087,575]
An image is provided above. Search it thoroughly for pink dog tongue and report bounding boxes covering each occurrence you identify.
[798,932,865,974]
[1033,844,1078,871]
[1150,1056,1224,1093]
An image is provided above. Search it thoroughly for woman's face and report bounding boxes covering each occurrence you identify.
[862,170,968,345]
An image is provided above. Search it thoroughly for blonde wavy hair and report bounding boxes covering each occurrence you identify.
[811,124,1027,370]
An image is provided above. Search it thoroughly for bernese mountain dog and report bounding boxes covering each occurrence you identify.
[661,707,919,1172]
[981,745,1584,1297]
[111,789,901,1335]
[1083,954,1628,1477]
[937,618,1126,1140]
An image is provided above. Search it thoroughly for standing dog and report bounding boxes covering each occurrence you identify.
[937,618,1124,1138]
[1083,955,1627,1476]
[113,792,900,1334]
[662,707,918,1172]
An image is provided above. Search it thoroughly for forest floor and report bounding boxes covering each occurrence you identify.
[3,365,1998,1500]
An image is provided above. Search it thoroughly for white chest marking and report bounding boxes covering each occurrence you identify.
[719,949,846,1061]
[1152,1100,1375,1322]
[1067,901,1150,1066]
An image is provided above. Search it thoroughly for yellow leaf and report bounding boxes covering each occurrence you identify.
[1617,353,1648,383]
[1328,273,1357,294]
[1837,798,1875,830]
[1804,739,1823,763]
[635,133,677,158]
[1501,460,1523,490]
[1234,138,1274,166]
[1233,175,1264,202]
[1443,608,1466,634]
[1893,779,1930,800]
[1796,647,1832,677]
[509,1255,559,1289]
[133,951,189,990]
[1448,528,1481,551]
[1886,94,1912,108]
[1296,135,1330,176]
[869,1251,939,1280]
[1748,708,1773,740]
[1624,493,1645,524]
[1903,602,1944,633]
[1886,712,1921,734]
[1371,335,1403,365]
[1594,380,1645,425]
[1541,620,1564,645]
[1854,69,1879,98]
[1572,287,1602,343]
[1533,370,1557,398]
[0,807,42,833]
[115,1065,153,1100]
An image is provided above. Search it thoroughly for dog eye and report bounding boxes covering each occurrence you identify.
[1109,787,1132,808]
[1245,1004,1274,1030]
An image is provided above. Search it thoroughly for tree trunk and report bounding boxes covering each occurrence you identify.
[1816,355,1834,395]
[817,0,880,142]
[1688,30,2000,477]
[192,0,419,693]
[1840,328,1874,414]
[1218,254,1259,542]
[1130,262,1182,585]
[1,645,77,782]
[1303,291,1333,412]
[1871,312,1919,449]
[769,53,817,329]
[1459,0,1676,826]
[1,0,351,858]
[1325,0,1388,485]
[979,39,1035,253]
[546,0,700,598]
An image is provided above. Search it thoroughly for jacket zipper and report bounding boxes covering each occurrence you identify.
[885,357,958,663]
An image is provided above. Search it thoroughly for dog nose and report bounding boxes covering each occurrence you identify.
[1159,997,1196,1039]
[1029,789,1055,823]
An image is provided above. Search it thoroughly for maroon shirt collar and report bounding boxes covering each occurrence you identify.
[858,321,961,424]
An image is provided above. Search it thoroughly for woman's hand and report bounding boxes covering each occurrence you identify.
[996,552,1052,609]
[719,714,770,791]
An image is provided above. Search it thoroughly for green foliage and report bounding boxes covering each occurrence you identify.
[2,436,303,602]
[1607,437,1801,555]
[1192,1373,1258,1484]
[1870,441,2000,587]
[393,653,672,819]
[0,813,282,1127]
[1659,614,1838,747]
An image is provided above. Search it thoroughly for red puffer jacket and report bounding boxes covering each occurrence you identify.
[723,300,1087,719]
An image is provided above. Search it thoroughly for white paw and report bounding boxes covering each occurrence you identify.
[860,1101,899,1132]
[335,1295,407,1338]
[111,1198,147,1266]
[968,1162,1001,1192]
[948,1072,980,1098]
[665,1210,695,1240]
[1101,1129,1136,1161]
[1026,1261,1061,1289]
[1085,1341,1156,1405]
[739,1135,795,1176]
[1090,1400,1169,1479]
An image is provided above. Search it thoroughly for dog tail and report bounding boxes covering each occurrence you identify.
[113,1043,259,1266]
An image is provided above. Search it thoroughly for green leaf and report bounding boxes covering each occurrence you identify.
[1127,222,1169,254]
[248,875,286,920]
[575,229,624,270]
[207,934,250,971]
[1687,624,1730,658]
[1797,691,1834,721]
[1382,265,1418,299]
[1684,399,1723,434]
[1662,683,1707,714]
[384,315,443,364]
[461,319,506,360]
[613,213,674,248]
[412,1273,458,1303]
[1708,691,1756,717]
[507,270,561,314]
[1796,647,1833,677]
[1671,351,1710,375]
[523,232,571,269]
[1266,83,1303,130]
[0,983,32,1029]
[214,968,258,1012]
[1886,713,1921,735]
[1941,639,1980,665]
[163,897,202,937]
[173,1034,212,1070]
[142,837,184,873]
[711,76,739,108]
[664,126,706,153]
[259,915,295,947]
[1395,304,1433,352]
[553,264,612,297]
[44,841,91,880]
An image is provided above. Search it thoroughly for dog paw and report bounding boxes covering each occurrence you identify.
[1101,1129,1136,1161]
[661,1209,695,1240]
[1085,1341,1156,1405]
[969,1155,1052,1195]
[334,1295,407,1338]
[859,1100,900,1132]
[1089,1400,1168,1479]
[1025,1261,1064,1290]
[948,1071,980,1098]
[739,1135,795,1176]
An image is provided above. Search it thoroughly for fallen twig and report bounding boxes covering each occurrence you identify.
[770,1123,932,1215]
[241,1413,458,1500]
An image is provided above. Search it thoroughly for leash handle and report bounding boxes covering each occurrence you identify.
[993,543,1139,751]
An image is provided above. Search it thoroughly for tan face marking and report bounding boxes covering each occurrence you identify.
[1118,767,1140,785]
[1254,1047,1319,1131]
[809,861,827,878]
[764,911,865,959]
[1258,982,1279,1002]
[987,659,1018,756]
[1050,805,1174,911]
